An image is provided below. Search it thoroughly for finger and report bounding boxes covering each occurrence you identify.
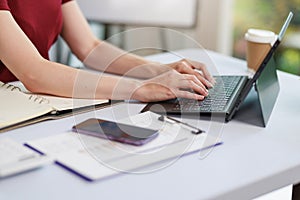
[187,60,216,85]
[176,90,205,101]
[194,72,214,88]
[180,74,208,96]
[179,63,214,89]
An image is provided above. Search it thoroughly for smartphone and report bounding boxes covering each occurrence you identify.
[72,118,159,146]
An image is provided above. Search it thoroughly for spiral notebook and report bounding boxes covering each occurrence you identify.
[0,81,109,132]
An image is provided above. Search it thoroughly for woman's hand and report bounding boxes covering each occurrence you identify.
[133,70,209,102]
[166,59,215,88]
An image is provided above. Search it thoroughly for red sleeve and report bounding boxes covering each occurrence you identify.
[62,0,73,4]
[0,0,10,11]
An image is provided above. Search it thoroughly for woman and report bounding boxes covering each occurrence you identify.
[0,0,215,102]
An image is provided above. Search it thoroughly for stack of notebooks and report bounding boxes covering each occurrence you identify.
[0,81,109,132]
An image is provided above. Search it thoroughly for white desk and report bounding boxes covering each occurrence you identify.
[1,49,300,200]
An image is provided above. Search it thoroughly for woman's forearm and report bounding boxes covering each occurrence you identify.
[23,59,141,100]
[72,69,142,100]
[83,41,169,79]
[61,3,168,79]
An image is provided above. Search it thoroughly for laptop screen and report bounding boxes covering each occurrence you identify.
[255,12,293,126]
[248,12,293,86]
[256,56,279,126]
[278,12,294,41]
[227,12,294,125]
[237,12,293,105]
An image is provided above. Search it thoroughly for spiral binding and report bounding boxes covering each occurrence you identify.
[28,95,49,104]
[0,82,21,92]
[0,81,49,104]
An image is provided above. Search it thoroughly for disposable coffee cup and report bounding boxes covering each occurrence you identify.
[245,29,277,74]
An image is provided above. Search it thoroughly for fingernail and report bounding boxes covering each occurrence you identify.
[198,95,205,100]
[207,81,213,88]
[203,89,208,96]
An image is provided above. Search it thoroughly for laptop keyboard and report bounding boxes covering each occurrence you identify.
[172,76,244,113]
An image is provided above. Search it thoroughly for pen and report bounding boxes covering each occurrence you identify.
[158,115,205,135]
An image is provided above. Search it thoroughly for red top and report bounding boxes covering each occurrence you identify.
[0,0,72,82]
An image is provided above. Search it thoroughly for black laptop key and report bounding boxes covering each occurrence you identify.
[173,76,243,113]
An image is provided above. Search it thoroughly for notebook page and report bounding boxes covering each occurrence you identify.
[26,133,118,180]
[38,94,108,112]
[26,112,221,180]
[0,89,53,130]
[7,81,109,112]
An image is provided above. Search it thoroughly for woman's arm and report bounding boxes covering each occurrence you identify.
[0,10,207,101]
[60,1,156,76]
[60,2,215,88]
[0,10,139,99]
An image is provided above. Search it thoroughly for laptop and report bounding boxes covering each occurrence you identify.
[142,12,293,127]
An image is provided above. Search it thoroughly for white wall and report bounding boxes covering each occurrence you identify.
[196,0,234,55]
[120,0,234,56]
[52,0,235,66]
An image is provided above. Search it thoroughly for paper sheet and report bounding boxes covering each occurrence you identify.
[26,112,221,181]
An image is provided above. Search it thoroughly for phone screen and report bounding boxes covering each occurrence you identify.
[72,118,159,146]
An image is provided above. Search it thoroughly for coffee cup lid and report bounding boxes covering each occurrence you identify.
[245,29,276,44]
